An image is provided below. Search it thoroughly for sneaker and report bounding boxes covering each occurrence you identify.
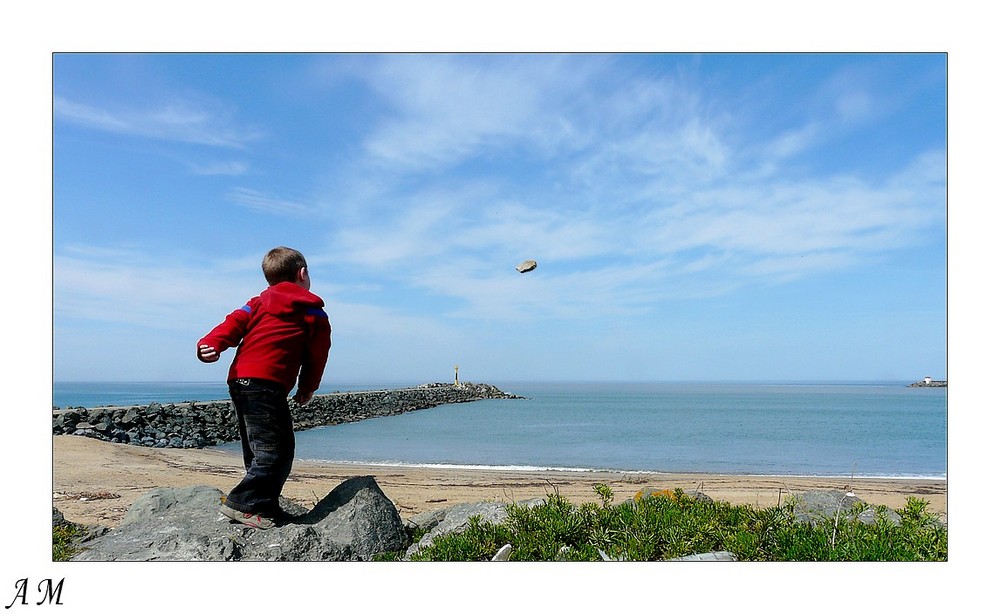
[219,503,275,530]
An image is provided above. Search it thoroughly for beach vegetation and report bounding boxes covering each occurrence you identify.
[406,486,947,562]
[52,524,80,562]
[593,483,615,507]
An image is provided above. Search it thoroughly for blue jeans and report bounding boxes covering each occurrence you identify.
[225,378,295,516]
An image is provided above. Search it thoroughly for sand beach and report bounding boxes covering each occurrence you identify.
[52,435,947,529]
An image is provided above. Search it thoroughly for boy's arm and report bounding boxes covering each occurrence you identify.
[293,313,332,403]
[196,302,254,362]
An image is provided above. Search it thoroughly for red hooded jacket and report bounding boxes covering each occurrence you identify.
[198,282,332,395]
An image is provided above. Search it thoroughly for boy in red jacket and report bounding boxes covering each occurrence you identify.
[197,247,331,529]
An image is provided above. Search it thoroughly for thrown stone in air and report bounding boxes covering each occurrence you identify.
[515,260,537,273]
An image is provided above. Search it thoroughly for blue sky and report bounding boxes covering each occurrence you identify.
[53,52,946,384]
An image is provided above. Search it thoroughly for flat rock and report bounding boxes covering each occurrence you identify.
[515,259,537,273]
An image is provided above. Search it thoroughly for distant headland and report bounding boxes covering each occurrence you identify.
[908,377,947,388]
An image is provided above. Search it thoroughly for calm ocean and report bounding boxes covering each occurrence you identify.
[52,381,946,479]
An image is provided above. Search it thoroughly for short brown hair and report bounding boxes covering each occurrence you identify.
[262,247,307,285]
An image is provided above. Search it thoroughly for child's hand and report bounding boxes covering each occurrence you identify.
[293,390,313,405]
[198,344,220,363]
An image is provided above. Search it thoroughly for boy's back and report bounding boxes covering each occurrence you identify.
[199,280,331,397]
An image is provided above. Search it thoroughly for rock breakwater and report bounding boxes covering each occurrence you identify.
[908,379,947,388]
[52,382,522,450]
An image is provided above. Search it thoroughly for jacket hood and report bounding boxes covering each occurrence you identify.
[259,281,325,316]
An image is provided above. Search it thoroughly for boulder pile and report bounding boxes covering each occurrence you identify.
[52,382,522,449]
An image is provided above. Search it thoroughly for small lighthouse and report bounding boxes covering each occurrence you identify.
[454,365,459,386]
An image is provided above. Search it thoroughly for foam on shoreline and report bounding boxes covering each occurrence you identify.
[293,456,946,481]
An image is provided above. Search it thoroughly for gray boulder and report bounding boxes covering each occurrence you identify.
[790,489,901,526]
[404,498,546,559]
[70,476,408,561]
[52,507,72,529]
[633,486,713,503]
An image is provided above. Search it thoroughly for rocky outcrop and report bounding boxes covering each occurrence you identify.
[789,489,902,526]
[69,477,408,561]
[52,382,522,449]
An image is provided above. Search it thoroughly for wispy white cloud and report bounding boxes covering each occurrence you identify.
[225,187,314,216]
[835,89,875,123]
[52,244,455,365]
[410,256,679,323]
[54,95,262,148]
[316,137,943,322]
[355,55,598,170]
[189,160,248,176]
[53,247,260,332]
[764,123,822,160]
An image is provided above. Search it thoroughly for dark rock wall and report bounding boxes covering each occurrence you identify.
[53,382,521,449]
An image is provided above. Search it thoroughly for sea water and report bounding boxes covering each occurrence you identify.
[52,381,946,478]
[51,381,411,408]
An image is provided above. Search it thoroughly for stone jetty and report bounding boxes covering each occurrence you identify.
[908,379,947,388]
[52,382,522,450]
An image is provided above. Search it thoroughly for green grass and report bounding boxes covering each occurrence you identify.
[52,524,81,562]
[405,485,947,562]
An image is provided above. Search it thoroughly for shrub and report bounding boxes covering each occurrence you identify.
[52,524,80,562]
[409,485,947,562]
